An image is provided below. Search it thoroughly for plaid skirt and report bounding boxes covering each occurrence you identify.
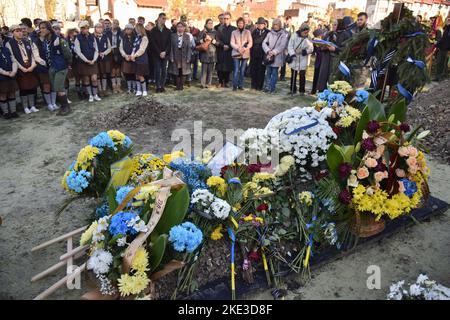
[78,62,99,76]
[0,78,18,94]
[121,61,135,75]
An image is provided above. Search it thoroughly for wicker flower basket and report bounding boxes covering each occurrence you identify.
[349,210,386,238]
[418,177,430,208]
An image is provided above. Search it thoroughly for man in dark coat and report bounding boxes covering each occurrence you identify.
[215,12,236,87]
[434,16,450,81]
[214,14,224,31]
[149,13,171,92]
[250,17,269,90]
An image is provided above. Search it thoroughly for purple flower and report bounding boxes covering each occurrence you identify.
[374,160,386,172]
[338,162,353,179]
[338,189,352,204]
[362,138,377,151]
[367,120,380,134]
[399,122,410,132]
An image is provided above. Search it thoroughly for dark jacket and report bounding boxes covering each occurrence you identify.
[250,28,269,60]
[437,24,450,51]
[0,46,15,81]
[215,24,236,72]
[149,25,171,59]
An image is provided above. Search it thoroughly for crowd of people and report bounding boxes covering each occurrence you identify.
[0,11,449,120]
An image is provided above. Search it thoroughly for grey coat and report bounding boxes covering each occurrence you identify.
[168,33,192,76]
[262,29,288,68]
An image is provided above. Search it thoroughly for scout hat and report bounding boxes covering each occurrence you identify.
[78,21,89,29]
[10,24,22,32]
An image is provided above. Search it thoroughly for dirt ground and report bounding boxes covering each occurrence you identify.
[0,78,448,300]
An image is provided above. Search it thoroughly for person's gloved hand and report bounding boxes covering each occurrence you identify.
[302,49,308,56]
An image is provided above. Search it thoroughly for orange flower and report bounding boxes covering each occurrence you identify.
[357,167,370,179]
[374,171,388,182]
[364,157,378,168]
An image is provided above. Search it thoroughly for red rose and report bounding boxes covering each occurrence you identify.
[256,203,269,212]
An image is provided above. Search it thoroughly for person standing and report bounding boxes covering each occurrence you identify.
[434,16,450,81]
[169,22,192,91]
[355,12,368,33]
[131,24,150,96]
[250,18,269,91]
[287,24,313,95]
[188,19,200,82]
[120,24,136,94]
[316,19,340,92]
[230,17,252,90]
[214,14,224,31]
[198,19,217,88]
[0,37,19,119]
[149,13,171,93]
[279,15,295,81]
[74,21,101,102]
[243,12,254,32]
[6,24,40,114]
[262,19,288,94]
[67,28,83,98]
[310,29,323,95]
[39,21,72,115]
[216,12,236,88]
[94,23,112,95]
[109,19,123,93]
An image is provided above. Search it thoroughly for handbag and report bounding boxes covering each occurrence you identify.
[196,40,210,53]
[285,38,305,64]
[263,33,282,66]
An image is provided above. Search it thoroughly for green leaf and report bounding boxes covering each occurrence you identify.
[154,185,190,235]
[366,94,386,121]
[342,145,355,163]
[354,106,370,145]
[388,98,407,123]
[106,186,118,213]
[327,144,344,178]
[149,234,168,271]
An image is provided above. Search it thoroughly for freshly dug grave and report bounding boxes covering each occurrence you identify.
[407,79,450,164]
[88,98,184,130]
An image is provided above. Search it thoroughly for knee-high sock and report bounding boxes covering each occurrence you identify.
[140,81,146,93]
[51,91,57,105]
[0,100,8,113]
[135,81,141,92]
[75,84,81,93]
[21,96,29,109]
[102,78,107,90]
[92,85,98,96]
[111,77,116,86]
[132,80,136,90]
[86,85,93,96]
[127,80,133,91]
[43,92,52,106]
[8,98,17,113]
[27,94,35,108]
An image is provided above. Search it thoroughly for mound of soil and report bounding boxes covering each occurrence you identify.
[88,98,184,129]
[407,79,450,164]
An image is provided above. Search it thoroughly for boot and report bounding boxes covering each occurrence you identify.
[56,95,71,116]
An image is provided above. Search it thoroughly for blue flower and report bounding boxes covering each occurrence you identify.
[169,222,203,253]
[95,202,110,218]
[115,185,135,207]
[400,178,418,197]
[89,132,116,153]
[169,158,209,193]
[108,211,138,237]
[66,170,91,193]
[355,89,370,103]
[327,93,345,106]
[318,89,332,101]
[123,136,133,148]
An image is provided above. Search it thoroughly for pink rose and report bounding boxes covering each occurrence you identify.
[398,146,409,157]
[357,167,370,179]
[398,181,406,193]
[374,171,388,182]
[408,165,418,175]
[365,157,378,168]
[407,146,418,158]
[395,168,406,177]
[406,156,417,167]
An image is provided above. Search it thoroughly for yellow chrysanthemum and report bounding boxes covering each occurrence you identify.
[74,145,100,170]
[133,185,160,207]
[232,203,241,212]
[206,176,227,197]
[61,170,71,191]
[211,225,224,241]
[336,116,354,128]
[117,272,150,297]
[163,150,185,164]
[107,130,126,144]
[346,106,361,119]
[252,172,276,183]
[80,221,98,246]
[329,81,353,95]
[254,187,272,196]
[201,150,213,164]
[131,247,150,274]
[299,191,313,206]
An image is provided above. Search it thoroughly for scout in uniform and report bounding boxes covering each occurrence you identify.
[94,22,112,95]
[109,19,123,93]
[131,24,149,96]
[119,24,136,94]
[0,37,19,119]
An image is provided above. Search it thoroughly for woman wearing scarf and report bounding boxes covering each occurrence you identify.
[0,37,19,119]
[39,21,72,116]
[168,22,192,91]
[119,24,136,94]
[230,17,253,91]
[6,24,40,114]
[197,19,217,89]
[131,24,149,96]
[94,23,112,95]
[262,18,288,93]
[250,17,269,91]
[287,24,313,95]
[74,21,101,103]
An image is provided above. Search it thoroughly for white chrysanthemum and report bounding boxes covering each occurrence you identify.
[117,237,127,247]
[210,198,231,219]
[87,249,113,275]
[191,189,215,208]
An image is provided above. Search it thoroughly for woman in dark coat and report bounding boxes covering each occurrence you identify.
[198,19,217,88]
[250,17,269,90]
[168,22,192,90]
[215,12,236,87]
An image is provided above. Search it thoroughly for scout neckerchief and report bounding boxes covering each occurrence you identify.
[132,35,141,55]
[16,38,30,64]
[43,37,51,67]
